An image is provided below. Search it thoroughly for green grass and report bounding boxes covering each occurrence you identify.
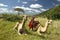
[0,17,60,40]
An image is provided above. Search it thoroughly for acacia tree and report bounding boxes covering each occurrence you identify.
[14,8,24,15]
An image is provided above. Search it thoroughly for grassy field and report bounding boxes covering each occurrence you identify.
[0,17,60,40]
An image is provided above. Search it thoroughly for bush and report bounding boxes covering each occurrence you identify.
[46,11,60,20]
[2,14,23,22]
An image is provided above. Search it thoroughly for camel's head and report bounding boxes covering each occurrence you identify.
[23,15,27,20]
[23,15,27,17]
[48,20,52,24]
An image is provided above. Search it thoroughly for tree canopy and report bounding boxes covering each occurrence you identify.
[14,8,25,15]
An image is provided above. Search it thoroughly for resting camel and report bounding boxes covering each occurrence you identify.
[14,16,52,35]
[36,19,52,35]
[14,15,27,35]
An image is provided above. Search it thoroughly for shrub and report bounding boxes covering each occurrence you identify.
[2,14,23,22]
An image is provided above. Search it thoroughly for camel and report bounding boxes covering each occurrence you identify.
[14,15,27,35]
[36,19,52,35]
[14,16,52,35]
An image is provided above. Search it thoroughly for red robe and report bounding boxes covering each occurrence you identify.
[29,18,39,30]
[29,19,34,29]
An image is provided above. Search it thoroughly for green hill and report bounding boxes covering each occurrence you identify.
[37,5,60,20]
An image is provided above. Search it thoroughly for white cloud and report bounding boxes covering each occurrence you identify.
[34,0,38,1]
[40,8,48,11]
[13,6,21,8]
[51,2,56,6]
[0,6,48,14]
[52,3,56,6]
[56,5,59,6]
[0,8,8,13]
[57,0,60,2]
[22,2,28,4]
[30,4,43,8]
[22,5,24,7]
[0,8,15,13]
[0,3,8,7]
[13,6,48,14]
[14,6,31,10]
[32,9,41,13]
[17,0,20,2]
[13,6,41,13]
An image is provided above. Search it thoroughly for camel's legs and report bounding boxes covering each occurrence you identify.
[37,27,42,35]
[13,22,19,30]
[18,30,21,35]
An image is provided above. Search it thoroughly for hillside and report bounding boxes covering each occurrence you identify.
[36,5,60,20]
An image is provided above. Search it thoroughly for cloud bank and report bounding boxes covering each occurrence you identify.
[0,3,8,7]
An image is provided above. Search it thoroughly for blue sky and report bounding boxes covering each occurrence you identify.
[0,0,60,14]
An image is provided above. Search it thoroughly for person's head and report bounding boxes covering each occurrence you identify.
[32,17,38,21]
[34,18,37,21]
[32,17,35,20]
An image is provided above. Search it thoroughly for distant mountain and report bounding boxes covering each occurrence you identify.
[36,5,60,20]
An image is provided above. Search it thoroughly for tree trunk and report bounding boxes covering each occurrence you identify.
[18,11,20,15]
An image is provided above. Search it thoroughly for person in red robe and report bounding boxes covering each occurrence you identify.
[29,17,39,30]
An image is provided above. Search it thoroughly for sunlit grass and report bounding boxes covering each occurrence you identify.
[0,17,60,40]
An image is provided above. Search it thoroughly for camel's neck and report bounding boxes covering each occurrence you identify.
[21,16,27,27]
[37,20,52,33]
[44,20,49,30]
